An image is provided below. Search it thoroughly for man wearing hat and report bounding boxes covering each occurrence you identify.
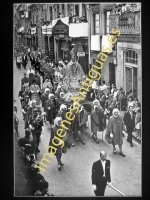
[29,107,44,152]
[123,102,136,147]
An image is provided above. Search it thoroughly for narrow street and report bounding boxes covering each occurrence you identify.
[14,61,141,197]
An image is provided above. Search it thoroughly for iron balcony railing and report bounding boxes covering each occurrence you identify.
[109,11,140,34]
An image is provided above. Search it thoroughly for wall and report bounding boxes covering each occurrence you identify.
[117,42,141,101]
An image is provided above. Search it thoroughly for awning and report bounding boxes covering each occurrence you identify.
[101,35,112,53]
[69,23,88,37]
[52,17,69,28]
[91,35,100,51]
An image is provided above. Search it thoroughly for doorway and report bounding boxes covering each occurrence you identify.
[109,62,115,89]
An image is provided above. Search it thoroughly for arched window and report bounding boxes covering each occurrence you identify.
[124,49,138,98]
[125,49,138,65]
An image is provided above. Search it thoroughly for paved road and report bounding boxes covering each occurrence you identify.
[14,61,141,197]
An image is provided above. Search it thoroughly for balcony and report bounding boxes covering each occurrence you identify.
[109,11,140,34]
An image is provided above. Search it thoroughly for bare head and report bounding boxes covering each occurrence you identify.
[100,151,107,161]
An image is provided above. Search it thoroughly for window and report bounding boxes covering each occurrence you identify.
[50,6,52,21]
[62,4,64,17]
[94,13,99,35]
[125,50,138,97]
[57,5,59,18]
[106,11,110,34]
[125,50,138,65]
[75,5,79,16]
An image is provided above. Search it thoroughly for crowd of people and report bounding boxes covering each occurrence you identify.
[14,46,141,196]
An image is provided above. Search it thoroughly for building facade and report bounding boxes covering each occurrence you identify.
[14,3,141,100]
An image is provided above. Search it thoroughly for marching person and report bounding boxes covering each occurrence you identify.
[21,73,29,88]
[46,93,57,127]
[22,53,28,70]
[77,105,88,145]
[123,102,136,147]
[91,99,104,144]
[48,117,64,171]
[14,110,19,138]
[57,104,75,147]
[18,86,25,107]
[107,108,125,157]
[25,99,37,129]
[22,95,30,121]
[34,71,41,89]
[92,150,111,196]
[29,107,44,153]
[41,88,50,122]
[16,54,22,69]
[26,66,35,87]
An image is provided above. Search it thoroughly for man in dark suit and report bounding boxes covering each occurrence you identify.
[22,53,28,69]
[123,102,136,147]
[30,54,36,68]
[92,151,111,196]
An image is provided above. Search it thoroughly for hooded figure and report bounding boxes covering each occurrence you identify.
[48,117,65,171]
[91,100,104,144]
[107,108,125,157]
[46,93,57,127]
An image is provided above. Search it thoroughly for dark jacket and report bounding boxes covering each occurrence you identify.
[22,55,28,64]
[123,111,136,131]
[30,56,36,66]
[92,159,111,186]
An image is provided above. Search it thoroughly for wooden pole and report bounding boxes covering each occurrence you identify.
[107,183,125,196]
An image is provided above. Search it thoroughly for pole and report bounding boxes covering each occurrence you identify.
[107,183,125,196]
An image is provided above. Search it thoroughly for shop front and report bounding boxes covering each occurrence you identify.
[52,19,71,62]
[69,22,89,74]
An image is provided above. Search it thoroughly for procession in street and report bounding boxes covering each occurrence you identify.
[14,3,141,197]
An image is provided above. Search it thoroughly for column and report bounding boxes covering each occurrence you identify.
[64,4,67,17]
[99,4,104,35]
[88,6,91,65]
[79,3,82,17]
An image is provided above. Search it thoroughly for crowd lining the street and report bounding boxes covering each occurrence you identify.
[14,45,141,196]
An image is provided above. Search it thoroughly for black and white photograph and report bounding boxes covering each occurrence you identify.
[14,2,141,197]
